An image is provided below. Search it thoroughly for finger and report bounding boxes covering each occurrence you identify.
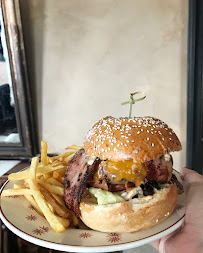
[151,225,183,253]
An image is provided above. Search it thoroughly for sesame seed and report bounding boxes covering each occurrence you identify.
[137,131,140,134]
[147,137,149,141]
[152,143,155,147]
[131,140,135,142]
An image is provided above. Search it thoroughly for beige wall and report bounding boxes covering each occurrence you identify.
[20,0,188,170]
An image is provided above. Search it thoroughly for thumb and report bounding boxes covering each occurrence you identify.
[180,167,203,189]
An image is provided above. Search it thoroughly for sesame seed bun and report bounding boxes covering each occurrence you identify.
[83,116,182,163]
[80,184,178,233]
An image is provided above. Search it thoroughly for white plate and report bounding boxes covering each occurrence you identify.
[0,170,185,252]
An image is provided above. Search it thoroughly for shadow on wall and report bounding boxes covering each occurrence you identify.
[19,0,45,149]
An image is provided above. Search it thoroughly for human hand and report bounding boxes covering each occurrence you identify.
[151,167,203,253]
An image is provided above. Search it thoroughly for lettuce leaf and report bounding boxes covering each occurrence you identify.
[89,187,125,205]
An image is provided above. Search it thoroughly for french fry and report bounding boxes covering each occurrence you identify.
[57,215,70,229]
[48,160,62,166]
[53,168,66,179]
[29,157,39,180]
[8,170,30,181]
[51,193,66,208]
[39,182,64,196]
[42,173,51,181]
[41,141,48,166]
[14,184,43,216]
[2,188,32,197]
[64,153,75,163]
[25,195,43,215]
[29,157,65,232]
[47,203,54,213]
[8,164,65,181]
[37,164,65,175]
[23,181,30,188]
[38,184,69,218]
[56,177,64,184]
[69,211,80,228]
[48,151,75,163]
[32,189,65,232]
[46,178,63,187]
[51,193,78,227]
[13,183,27,188]
[65,145,81,151]
[13,183,54,214]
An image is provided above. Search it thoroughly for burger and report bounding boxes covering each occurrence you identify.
[64,116,183,233]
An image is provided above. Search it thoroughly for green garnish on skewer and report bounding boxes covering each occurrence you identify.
[121,91,146,118]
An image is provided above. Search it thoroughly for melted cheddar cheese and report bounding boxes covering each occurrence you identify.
[93,159,147,186]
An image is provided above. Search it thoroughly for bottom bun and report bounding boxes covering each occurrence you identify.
[80,184,178,233]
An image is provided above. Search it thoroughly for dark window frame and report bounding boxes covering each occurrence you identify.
[187,0,203,174]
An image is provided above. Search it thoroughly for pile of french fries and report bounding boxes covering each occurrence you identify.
[2,141,81,233]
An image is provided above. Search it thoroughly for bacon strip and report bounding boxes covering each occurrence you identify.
[64,149,100,216]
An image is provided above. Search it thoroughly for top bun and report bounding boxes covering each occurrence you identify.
[83,116,182,163]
